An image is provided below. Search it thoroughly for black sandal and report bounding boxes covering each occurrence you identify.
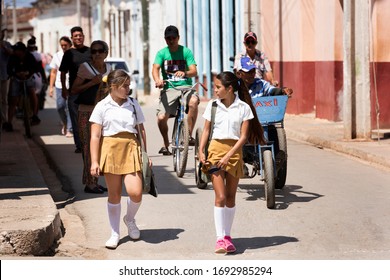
[158,147,172,156]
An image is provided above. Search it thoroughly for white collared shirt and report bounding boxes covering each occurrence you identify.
[89,94,145,136]
[202,93,254,140]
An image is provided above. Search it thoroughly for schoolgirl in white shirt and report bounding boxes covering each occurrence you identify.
[199,71,264,254]
[89,69,150,249]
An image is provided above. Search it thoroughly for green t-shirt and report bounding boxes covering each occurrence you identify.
[153,45,197,89]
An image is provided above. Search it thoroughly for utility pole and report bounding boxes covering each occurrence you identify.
[12,0,16,42]
[77,0,81,26]
[141,0,150,95]
[0,0,3,30]
[343,0,354,139]
[343,0,371,140]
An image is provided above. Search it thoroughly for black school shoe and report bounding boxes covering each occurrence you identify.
[84,185,104,194]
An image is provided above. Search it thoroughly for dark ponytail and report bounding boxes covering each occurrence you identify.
[216,71,265,145]
[237,79,265,145]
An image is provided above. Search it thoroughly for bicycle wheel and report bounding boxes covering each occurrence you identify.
[194,127,208,189]
[175,118,189,177]
[275,127,287,189]
[263,150,275,209]
[171,116,179,172]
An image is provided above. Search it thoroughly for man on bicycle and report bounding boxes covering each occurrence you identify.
[4,42,41,132]
[152,25,199,155]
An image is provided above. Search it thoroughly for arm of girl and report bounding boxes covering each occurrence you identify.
[90,123,102,177]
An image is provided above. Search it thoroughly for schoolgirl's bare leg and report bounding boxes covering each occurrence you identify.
[104,173,123,249]
[123,172,143,240]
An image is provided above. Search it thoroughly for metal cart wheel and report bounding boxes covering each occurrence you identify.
[275,127,287,189]
[263,149,275,209]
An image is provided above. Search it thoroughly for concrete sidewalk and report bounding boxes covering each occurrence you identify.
[1,94,389,256]
[284,113,390,171]
[0,119,62,256]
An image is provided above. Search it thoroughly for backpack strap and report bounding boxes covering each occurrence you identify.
[208,101,217,142]
[205,101,217,160]
[129,97,145,151]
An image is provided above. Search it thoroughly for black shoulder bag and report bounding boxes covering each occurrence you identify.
[131,98,158,197]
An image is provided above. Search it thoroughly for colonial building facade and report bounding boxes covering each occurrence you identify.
[24,0,390,137]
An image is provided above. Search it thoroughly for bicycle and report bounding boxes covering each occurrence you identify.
[15,78,33,138]
[163,79,207,177]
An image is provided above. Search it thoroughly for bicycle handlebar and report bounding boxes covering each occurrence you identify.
[162,79,208,92]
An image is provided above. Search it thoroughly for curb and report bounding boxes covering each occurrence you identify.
[0,120,62,256]
[285,128,390,171]
[0,213,61,255]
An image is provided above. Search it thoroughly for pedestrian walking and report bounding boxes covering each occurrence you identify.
[49,36,73,137]
[0,28,13,129]
[72,40,111,194]
[90,69,150,249]
[59,26,90,153]
[198,71,259,254]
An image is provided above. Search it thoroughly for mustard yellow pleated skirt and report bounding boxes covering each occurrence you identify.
[207,139,244,178]
[100,132,142,175]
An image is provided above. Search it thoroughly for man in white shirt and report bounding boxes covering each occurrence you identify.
[49,36,73,137]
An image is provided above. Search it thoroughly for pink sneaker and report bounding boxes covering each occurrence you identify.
[215,239,227,254]
[224,236,236,253]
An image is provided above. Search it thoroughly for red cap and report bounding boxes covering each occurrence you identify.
[244,31,257,42]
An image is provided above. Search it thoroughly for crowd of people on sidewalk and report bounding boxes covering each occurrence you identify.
[1,24,292,255]
[0,30,48,132]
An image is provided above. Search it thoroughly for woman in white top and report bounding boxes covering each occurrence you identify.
[90,69,150,249]
[72,40,111,194]
[199,71,264,254]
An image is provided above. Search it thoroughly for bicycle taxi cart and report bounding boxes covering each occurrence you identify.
[195,94,289,209]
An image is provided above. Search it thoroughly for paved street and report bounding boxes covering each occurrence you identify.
[28,95,390,260]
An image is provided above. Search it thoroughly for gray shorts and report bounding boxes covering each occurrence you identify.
[157,87,199,117]
[9,77,35,97]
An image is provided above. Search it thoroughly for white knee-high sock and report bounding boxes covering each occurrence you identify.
[214,206,225,240]
[107,202,121,237]
[224,206,236,237]
[126,197,141,222]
